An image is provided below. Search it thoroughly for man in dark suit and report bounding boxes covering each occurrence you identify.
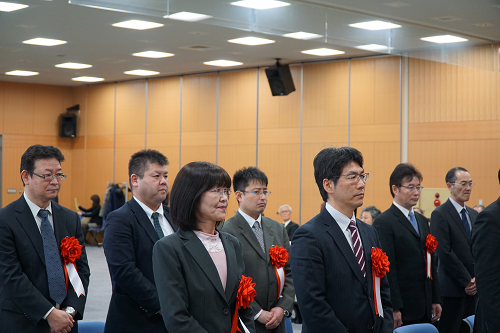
[472,169,500,333]
[103,150,174,333]
[221,167,294,333]
[278,204,299,240]
[430,167,478,333]
[373,163,441,329]
[0,145,90,333]
[290,147,393,333]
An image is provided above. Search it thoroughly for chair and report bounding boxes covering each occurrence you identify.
[394,323,439,333]
[79,321,105,333]
[463,315,475,332]
[88,218,106,246]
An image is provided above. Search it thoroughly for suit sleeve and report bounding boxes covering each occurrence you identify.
[103,211,160,316]
[290,226,349,333]
[430,209,471,287]
[472,210,500,332]
[373,217,403,311]
[152,238,208,333]
[275,225,295,312]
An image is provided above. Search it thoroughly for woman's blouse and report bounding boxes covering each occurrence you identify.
[194,230,227,290]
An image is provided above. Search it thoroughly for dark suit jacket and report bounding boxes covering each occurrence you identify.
[373,204,440,322]
[103,199,174,333]
[285,221,299,240]
[152,229,256,333]
[220,212,294,333]
[430,199,477,297]
[290,208,393,333]
[0,195,90,333]
[472,196,500,333]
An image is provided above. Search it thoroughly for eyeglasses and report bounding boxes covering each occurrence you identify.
[452,181,475,188]
[209,188,232,197]
[331,173,369,183]
[33,173,67,181]
[241,190,272,197]
[399,185,424,192]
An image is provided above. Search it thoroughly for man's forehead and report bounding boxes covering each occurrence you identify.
[455,171,471,180]
[342,162,363,173]
[247,179,267,188]
[34,158,61,170]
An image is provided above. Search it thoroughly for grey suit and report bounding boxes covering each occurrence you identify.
[220,212,294,333]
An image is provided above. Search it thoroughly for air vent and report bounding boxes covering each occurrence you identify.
[432,16,462,22]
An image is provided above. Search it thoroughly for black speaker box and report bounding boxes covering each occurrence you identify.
[60,114,77,137]
[265,64,296,96]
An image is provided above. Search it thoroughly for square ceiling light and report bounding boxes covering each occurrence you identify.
[349,20,401,30]
[72,76,105,82]
[124,69,160,76]
[356,44,393,51]
[301,48,345,56]
[55,62,92,69]
[231,0,290,10]
[420,35,468,43]
[204,60,243,67]
[283,31,322,40]
[23,38,67,46]
[132,51,174,58]
[0,1,28,12]
[112,20,164,30]
[228,37,275,45]
[165,11,212,22]
[5,70,38,76]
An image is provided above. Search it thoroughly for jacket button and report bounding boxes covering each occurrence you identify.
[223,308,229,315]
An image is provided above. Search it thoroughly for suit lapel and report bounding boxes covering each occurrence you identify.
[221,232,238,301]
[444,199,470,242]
[234,212,267,261]
[391,205,420,238]
[181,230,227,302]
[128,199,159,243]
[15,197,45,264]
[261,218,275,262]
[52,202,69,244]
[358,221,375,301]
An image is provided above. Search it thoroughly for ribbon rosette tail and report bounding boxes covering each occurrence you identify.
[371,247,390,317]
[425,234,438,279]
[231,275,256,333]
[60,237,85,297]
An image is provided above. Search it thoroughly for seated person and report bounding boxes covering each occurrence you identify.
[78,194,103,238]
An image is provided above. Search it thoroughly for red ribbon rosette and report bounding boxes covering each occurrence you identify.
[60,237,85,296]
[231,275,256,333]
[269,246,288,269]
[425,234,438,279]
[371,247,390,317]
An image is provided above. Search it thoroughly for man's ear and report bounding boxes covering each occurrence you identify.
[323,179,334,194]
[21,170,30,186]
[235,191,243,204]
[130,174,140,188]
[446,182,453,192]
[391,184,398,197]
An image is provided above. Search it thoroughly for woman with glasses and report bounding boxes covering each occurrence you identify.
[153,161,255,333]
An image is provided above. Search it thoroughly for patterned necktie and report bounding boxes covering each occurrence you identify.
[252,221,266,253]
[408,211,420,236]
[38,209,67,304]
[152,212,165,239]
[348,220,366,277]
[461,208,471,240]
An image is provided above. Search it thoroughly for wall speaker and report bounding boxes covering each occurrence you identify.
[265,63,296,96]
[60,114,77,137]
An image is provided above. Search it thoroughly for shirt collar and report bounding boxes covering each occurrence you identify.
[393,200,413,220]
[24,191,52,218]
[133,196,164,219]
[449,197,467,216]
[325,202,356,231]
[283,220,291,227]
[238,208,262,229]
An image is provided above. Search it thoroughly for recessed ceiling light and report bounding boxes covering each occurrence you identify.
[72,76,105,82]
[231,0,290,10]
[420,35,468,43]
[0,1,28,12]
[55,62,92,69]
[356,44,393,51]
[5,70,38,76]
[228,37,275,45]
[112,20,164,30]
[124,69,160,76]
[301,48,345,56]
[133,51,174,58]
[165,11,212,22]
[203,60,243,67]
[349,20,402,30]
[23,38,67,46]
[283,31,322,40]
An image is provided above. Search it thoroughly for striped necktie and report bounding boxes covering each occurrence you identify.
[348,220,366,277]
[152,212,164,239]
[252,221,266,253]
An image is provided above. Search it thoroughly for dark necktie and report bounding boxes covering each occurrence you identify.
[461,208,471,240]
[408,211,420,236]
[252,221,265,253]
[152,212,165,239]
[348,220,366,277]
[38,209,67,304]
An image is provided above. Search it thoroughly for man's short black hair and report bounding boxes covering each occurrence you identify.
[313,147,364,202]
[20,145,65,185]
[233,166,268,193]
[445,167,468,184]
[389,163,422,198]
[128,149,168,187]
[170,161,231,231]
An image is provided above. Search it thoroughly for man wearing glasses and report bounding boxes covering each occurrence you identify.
[221,167,294,333]
[0,145,90,333]
[430,167,478,333]
[373,163,441,329]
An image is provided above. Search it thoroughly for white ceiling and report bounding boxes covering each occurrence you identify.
[1,0,499,86]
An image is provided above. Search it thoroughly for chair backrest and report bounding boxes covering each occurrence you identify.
[79,321,105,333]
[463,315,475,331]
[394,323,439,333]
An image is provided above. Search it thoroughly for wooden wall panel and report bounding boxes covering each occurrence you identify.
[147,77,181,137]
[0,81,5,133]
[87,84,115,136]
[33,84,72,136]
[85,148,114,203]
[3,82,35,135]
[116,81,146,136]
